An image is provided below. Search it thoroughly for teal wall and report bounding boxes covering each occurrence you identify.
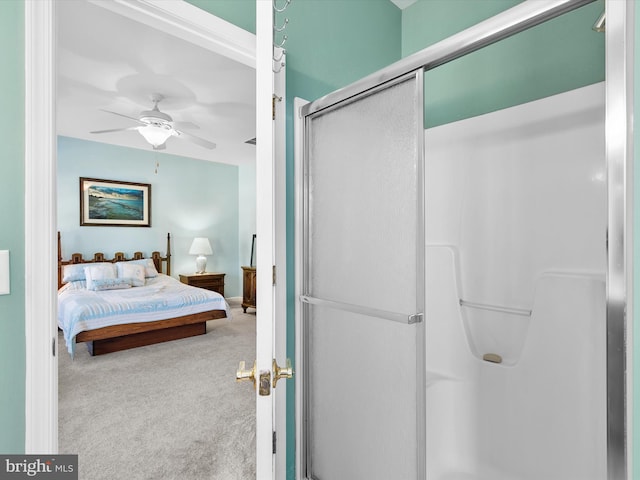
[0,0,25,454]
[57,136,242,297]
[186,0,256,34]
[284,0,401,101]
[402,0,520,56]
[403,0,605,127]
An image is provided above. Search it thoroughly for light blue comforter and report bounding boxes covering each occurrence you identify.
[58,274,230,357]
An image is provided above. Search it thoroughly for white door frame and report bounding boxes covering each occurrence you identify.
[25,0,57,453]
[24,0,261,454]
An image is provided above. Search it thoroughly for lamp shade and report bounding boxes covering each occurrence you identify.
[189,237,213,255]
[189,237,213,274]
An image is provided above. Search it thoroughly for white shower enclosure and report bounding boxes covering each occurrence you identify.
[424,82,606,479]
[295,1,631,479]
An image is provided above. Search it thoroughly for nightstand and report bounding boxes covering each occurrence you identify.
[241,266,256,312]
[179,273,225,296]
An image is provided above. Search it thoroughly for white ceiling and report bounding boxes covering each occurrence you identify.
[56,1,256,166]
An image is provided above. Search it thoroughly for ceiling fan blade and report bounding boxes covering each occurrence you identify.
[174,129,216,149]
[90,126,139,134]
[99,109,146,125]
[172,121,200,130]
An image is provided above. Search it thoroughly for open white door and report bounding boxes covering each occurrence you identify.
[272,36,289,480]
[240,2,289,479]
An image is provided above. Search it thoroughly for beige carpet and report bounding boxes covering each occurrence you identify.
[58,303,256,480]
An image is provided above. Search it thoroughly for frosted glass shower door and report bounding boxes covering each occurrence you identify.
[298,72,425,480]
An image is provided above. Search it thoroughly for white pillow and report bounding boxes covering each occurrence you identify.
[84,264,116,290]
[118,259,159,278]
[63,262,112,283]
[116,262,146,287]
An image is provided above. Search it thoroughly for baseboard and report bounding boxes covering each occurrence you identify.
[226,296,243,307]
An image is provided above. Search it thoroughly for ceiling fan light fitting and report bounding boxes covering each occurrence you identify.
[139,110,172,123]
[91,96,215,151]
[138,124,173,148]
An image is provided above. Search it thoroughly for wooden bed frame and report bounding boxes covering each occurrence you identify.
[58,232,227,355]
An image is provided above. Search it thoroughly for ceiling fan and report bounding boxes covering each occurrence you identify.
[90,94,216,151]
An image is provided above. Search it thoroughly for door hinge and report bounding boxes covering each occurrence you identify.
[52,337,56,357]
[272,431,277,454]
[272,265,276,286]
[272,94,282,120]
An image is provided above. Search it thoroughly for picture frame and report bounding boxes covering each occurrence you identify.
[80,177,151,227]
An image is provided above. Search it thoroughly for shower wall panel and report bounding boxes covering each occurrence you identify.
[426,82,606,309]
[424,83,607,479]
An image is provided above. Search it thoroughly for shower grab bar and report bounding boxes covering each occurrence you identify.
[459,299,531,317]
[300,295,423,325]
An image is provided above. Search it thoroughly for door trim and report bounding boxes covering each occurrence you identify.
[293,96,309,480]
[25,0,57,453]
[255,1,276,478]
[24,0,256,454]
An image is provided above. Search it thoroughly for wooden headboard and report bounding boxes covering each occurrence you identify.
[57,232,172,289]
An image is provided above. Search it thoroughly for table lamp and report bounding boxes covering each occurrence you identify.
[189,237,213,274]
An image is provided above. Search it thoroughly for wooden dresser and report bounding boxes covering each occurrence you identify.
[241,266,256,313]
[179,272,225,297]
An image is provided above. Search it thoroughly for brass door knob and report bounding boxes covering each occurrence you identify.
[237,360,271,395]
[272,358,293,388]
[236,360,256,387]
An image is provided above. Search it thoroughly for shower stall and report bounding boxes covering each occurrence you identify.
[424,81,607,479]
[295,1,632,480]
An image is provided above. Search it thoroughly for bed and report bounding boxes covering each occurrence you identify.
[58,232,229,356]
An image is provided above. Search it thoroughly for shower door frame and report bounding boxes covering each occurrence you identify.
[294,0,634,479]
[297,70,427,479]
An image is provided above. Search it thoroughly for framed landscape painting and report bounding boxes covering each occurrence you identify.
[80,177,151,227]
